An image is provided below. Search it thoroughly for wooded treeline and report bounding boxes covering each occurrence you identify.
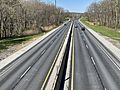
[0,0,67,39]
[85,0,120,30]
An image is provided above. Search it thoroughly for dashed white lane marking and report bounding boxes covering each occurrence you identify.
[0,62,20,77]
[41,50,46,55]
[91,57,96,65]
[83,39,85,41]
[104,87,107,90]
[97,44,120,71]
[0,49,47,78]
[50,41,54,44]
[20,66,31,79]
[86,44,89,49]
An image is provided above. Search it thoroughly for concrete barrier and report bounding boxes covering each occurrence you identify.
[44,22,73,90]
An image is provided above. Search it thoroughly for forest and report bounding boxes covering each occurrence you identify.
[0,0,68,39]
[85,0,120,30]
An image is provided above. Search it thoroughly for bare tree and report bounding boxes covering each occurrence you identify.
[0,0,67,39]
[85,0,120,30]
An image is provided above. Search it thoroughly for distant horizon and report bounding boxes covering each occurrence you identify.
[42,0,101,13]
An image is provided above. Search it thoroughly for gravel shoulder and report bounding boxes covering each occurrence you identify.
[96,32,120,49]
[103,35,120,49]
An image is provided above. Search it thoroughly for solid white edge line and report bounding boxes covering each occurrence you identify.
[97,44,120,71]
[0,21,69,70]
[79,20,120,71]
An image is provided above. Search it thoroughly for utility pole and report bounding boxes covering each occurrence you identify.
[55,0,56,8]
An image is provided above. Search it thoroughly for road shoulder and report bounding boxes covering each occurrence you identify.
[80,20,120,60]
[0,23,65,70]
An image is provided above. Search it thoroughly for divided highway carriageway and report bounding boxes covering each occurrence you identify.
[0,20,120,90]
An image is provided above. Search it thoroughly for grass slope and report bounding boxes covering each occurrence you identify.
[80,18,120,42]
[0,33,45,51]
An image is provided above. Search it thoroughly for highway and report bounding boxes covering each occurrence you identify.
[0,22,71,90]
[0,20,120,90]
[72,20,120,90]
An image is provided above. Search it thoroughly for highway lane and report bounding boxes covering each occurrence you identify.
[0,22,71,90]
[73,21,103,90]
[72,20,120,90]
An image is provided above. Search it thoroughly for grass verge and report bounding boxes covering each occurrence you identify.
[0,33,45,52]
[80,18,120,42]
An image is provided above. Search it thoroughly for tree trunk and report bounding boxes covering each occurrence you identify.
[115,0,119,31]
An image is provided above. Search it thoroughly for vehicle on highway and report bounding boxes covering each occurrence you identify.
[64,23,67,26]
[81,27,85,31]
[75,25,78,28]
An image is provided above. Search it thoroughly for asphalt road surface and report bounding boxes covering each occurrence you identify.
[72,20,120,90]
[0,22,71,90]
[1,20,120,90]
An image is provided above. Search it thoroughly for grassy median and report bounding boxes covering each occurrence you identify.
[80,18,120,42]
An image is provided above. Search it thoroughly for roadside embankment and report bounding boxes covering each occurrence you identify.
[80,19,120,60]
